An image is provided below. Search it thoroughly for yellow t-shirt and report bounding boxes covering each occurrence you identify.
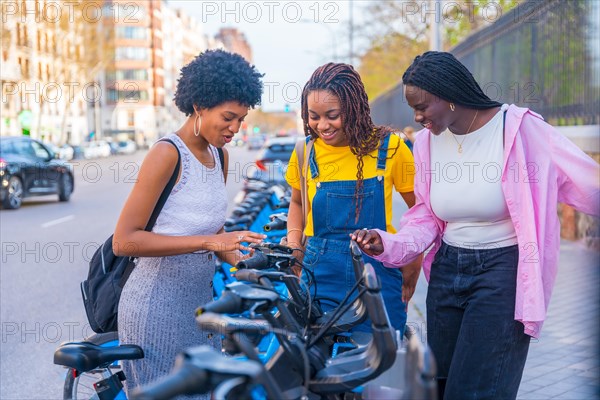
[285,134,415,236]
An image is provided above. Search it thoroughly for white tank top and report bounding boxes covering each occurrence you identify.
[429,104,517,249]
[151,133,227,241]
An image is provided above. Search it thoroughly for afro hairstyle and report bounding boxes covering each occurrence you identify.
[174,49,264,116]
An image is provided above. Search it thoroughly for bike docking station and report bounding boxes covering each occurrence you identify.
[53,171,439,399]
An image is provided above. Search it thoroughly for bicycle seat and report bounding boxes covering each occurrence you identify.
[54,341,144,372]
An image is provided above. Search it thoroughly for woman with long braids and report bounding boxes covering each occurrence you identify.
[352,51,599,399]
[284,63,421,334]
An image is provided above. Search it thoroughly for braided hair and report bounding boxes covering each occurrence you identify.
[301,63,394,223]
[402,51,501,109]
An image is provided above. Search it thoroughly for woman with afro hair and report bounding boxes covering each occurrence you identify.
[113,49,266,396]
[284,63,421,335]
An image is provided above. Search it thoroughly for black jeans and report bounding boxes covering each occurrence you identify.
[426,243,531,400]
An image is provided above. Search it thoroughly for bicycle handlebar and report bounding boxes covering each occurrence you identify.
[130,359,209,399]
[236,248,295,271]
[234,269,287,284]
[263,218,286,232]
[263,213,288,231]
[236,251,269,269]
[196,290,242,315]
[197,282,280,316]
[132,345,272,400]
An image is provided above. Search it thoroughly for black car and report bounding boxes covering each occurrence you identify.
[0,136,74,209]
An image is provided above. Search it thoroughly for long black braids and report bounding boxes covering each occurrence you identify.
[402,51,502,109]
[301,63,394,223]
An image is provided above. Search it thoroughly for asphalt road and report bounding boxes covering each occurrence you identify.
[0,145,258,399]
[0,143,410,399]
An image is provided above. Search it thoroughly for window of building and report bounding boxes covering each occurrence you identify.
[107,89,118,102]
[22,25,28,46]
[119,69,148,80]
[16,23,21,45]
[127,111,135,127]
[116,26,147,40]
[107,89,149,103]
[116,47,148,60]
[102,4,147,22]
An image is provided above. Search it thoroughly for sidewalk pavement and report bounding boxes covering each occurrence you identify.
[406,239,600,400]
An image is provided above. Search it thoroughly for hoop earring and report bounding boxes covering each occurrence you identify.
[449,103,455,112]
[193,113,201,137]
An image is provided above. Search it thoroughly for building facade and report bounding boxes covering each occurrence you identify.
[215,28,253,63]
[1,0,253,145]
[1,0,92,144]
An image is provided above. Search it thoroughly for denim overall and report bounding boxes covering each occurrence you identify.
[302,135,406,333]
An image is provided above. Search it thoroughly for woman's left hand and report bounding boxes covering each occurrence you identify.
[401,261,422,306]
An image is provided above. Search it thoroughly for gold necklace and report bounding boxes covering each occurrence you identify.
[451,110,479,153]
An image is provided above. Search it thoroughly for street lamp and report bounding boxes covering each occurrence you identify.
[349,0,353,65]
[429,0,442,51]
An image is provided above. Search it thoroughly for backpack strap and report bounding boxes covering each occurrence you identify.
[217,147,226,182]
[295,137,314,245]
[145,138,181,231]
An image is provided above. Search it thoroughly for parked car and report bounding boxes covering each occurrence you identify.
[116,140,137,155]
[44,142,74,161]
[247,135,265,150]
[230,136,245,147]
[82,140,112,159]
[246,136,297,185]
[0,136,74,209]
[70,145,85,160]
[254,136,297,169]
[58,144,75,160]
[96,140,112,157]
[107,141,119,155]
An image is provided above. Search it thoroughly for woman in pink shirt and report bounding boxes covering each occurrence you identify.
[352,51,599,400]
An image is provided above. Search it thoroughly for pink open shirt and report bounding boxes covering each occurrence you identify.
[371,104,600,338]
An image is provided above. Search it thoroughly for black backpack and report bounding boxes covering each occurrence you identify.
[81,140,224,333]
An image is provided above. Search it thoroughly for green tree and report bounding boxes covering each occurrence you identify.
[357,0,520,100]
[358,33,428,101]
[444,0,520,47]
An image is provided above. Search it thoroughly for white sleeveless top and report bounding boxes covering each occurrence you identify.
[430,104,517,249]
[151,133,227,240]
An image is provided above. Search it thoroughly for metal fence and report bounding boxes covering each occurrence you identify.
[371,0,600,128]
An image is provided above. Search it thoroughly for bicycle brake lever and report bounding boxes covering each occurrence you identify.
[249,242,293,255]
[249,300,269,319]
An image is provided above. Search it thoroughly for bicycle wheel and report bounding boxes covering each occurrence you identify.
[62,331,125,400]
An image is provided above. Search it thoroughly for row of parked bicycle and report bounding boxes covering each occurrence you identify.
[53,177,437,399]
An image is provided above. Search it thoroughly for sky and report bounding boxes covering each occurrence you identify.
[168,1,368,112]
